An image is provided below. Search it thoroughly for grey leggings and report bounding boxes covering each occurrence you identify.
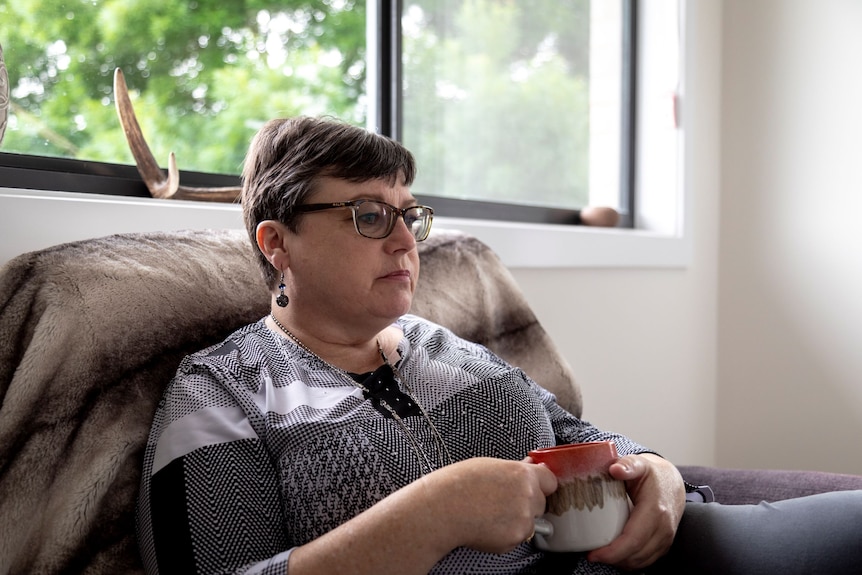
[650,490,862,574]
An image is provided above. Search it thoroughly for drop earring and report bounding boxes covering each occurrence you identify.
[276,272,289,307]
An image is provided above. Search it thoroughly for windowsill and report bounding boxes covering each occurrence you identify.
[0,187,690,269]
[434,216,690,269]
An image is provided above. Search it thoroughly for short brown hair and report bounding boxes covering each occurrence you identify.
[241,116,417,288]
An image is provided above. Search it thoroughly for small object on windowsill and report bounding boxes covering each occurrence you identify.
[579,206,620,228]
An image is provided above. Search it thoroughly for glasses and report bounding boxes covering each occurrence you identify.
[294,199,434,241]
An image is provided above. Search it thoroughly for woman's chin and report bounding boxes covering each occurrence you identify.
[377,286,414,315]
[382,299,413,321]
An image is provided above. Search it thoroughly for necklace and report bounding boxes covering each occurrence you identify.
[269,313,454,475]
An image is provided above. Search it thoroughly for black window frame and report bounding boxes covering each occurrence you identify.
[0,0,636,228]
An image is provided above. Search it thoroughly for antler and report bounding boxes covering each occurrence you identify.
[0,42,8,146]
[113,68,241,202]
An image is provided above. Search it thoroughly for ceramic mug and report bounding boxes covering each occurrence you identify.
[528,441,630,552]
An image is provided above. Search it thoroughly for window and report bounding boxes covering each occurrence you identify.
[0,0,637,227]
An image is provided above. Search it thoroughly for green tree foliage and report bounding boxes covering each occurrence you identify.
[0,0,365,173]
[0,0,591,208]
[402,0,591,207]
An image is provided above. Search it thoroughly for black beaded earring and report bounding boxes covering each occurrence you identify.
[276,272,289,307]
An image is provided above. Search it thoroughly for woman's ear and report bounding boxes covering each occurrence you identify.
[256,220,290,271]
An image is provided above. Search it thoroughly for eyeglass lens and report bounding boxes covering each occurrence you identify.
[355,201,432,240]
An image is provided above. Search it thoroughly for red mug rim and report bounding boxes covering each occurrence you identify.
[528,440,616,455]
[528,441,619,480]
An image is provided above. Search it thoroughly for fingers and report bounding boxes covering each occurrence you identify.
[438,458,557,554]
[588,454,684,570]
[586,505,671,569]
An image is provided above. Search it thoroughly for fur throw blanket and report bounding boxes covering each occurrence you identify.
[0,228,578,574]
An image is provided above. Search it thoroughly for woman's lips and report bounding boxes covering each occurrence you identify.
[381,269,412,281]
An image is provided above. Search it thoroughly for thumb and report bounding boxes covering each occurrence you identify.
[523,458,559,495]
[608,454,644,481]
[535,463,559,496]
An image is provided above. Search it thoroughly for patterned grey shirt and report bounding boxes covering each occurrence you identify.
[136,315,648,574]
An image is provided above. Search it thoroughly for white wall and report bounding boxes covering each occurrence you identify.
[0,191,247,263]
[718,0,862,474]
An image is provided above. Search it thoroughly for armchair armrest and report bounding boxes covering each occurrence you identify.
[678,465,862,506]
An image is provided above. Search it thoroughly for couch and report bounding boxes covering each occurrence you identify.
[2,228,861,574]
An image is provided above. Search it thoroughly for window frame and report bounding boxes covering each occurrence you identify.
[0,0,637,227]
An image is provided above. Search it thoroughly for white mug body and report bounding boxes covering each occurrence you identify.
[532,477,630,552]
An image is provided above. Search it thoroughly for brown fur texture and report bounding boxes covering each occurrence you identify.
[0,228,579,574]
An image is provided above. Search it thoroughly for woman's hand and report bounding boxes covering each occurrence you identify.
[585,453,685,570]
[290,456,557,575]
[421,457,559,554]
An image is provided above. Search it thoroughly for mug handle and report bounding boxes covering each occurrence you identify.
[533,517,554,537]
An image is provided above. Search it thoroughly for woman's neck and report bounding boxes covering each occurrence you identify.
[266,313,402,374]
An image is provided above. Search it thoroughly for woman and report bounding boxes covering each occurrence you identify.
[136,117,861,574]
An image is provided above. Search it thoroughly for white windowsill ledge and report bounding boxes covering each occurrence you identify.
[434,216,690,269]
[0,188,691,269]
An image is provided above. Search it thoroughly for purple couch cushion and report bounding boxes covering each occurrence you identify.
[678,465,862,506]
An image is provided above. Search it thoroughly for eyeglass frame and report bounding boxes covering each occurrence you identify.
[293,199,434,241]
